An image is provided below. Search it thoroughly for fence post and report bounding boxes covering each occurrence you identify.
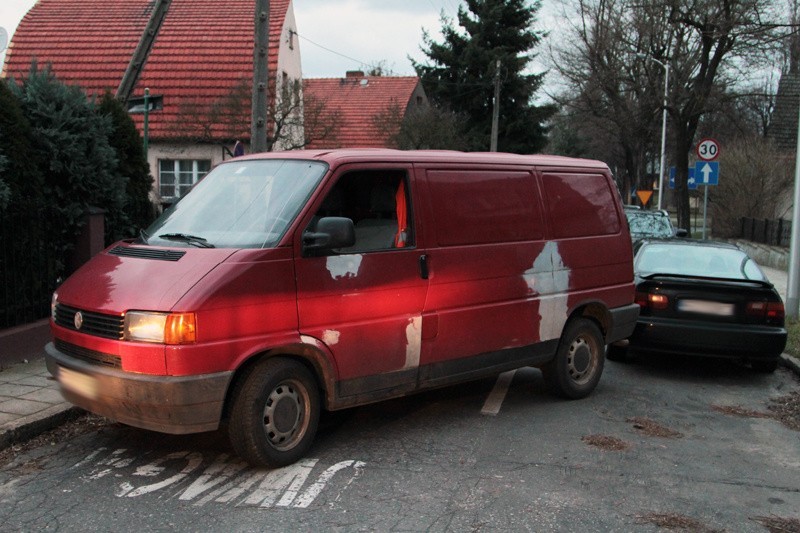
[66,207,106,275]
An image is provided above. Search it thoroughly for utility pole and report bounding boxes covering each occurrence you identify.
[787,94,800,318]
[251,0,270,153]
[490,59,501,152]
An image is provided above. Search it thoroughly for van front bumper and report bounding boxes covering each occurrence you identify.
[45,342,232,434]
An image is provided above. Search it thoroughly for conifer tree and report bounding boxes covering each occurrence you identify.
[8,64,129,246]
[98,92,156,234]
[413,0,555,153]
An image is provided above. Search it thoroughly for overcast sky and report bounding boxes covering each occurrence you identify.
[0,0,472,77]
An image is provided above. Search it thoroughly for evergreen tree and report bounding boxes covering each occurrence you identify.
[412,0,555,153]
[0,79,57,324]
[0,80,44,212]
[8,64,129,246]
[98,92,156,234]
[0,152,10,211]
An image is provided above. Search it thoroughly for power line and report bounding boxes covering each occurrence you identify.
[294,31,370,70]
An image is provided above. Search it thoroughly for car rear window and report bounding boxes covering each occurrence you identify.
[636,244,767,281]
[626,212,673,238]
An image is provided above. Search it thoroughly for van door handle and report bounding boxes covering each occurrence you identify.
[419,254,429,280]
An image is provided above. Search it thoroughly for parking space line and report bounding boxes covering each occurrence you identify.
[480,369,517,415]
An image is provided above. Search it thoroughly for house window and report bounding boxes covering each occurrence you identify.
[159,159,211,201]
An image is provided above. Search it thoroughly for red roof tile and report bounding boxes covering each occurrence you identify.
[3,0,290,142]
[303,75,423,149]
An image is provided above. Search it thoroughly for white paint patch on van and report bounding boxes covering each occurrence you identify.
[326,254,363,280]
[524,242,571,342]
[403,316,422,369]
[322,329,340,346]
[300,335,317,346]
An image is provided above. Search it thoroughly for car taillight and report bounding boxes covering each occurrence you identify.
[636,291,669,310]
[747,301,785,324]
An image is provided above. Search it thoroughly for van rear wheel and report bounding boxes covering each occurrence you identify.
[228,357,320,468]
[542,318,604,399]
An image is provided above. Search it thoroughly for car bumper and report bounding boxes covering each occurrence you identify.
[45,342,232,434]
[607,303,640,344]
[628,317,787,360]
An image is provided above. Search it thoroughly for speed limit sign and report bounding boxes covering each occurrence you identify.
[696,138,720,161]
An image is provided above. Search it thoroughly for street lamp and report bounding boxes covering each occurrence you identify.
[638,54,670,210]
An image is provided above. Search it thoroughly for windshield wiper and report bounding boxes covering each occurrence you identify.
[158,233,215,248]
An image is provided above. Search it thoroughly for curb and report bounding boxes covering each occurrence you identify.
[780,352,800,376]
[0,404,84,450]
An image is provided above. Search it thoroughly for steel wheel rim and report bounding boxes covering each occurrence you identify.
[567,335,597,384]
[262,379,309,451]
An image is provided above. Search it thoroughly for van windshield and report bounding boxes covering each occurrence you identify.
[144,159,328,249]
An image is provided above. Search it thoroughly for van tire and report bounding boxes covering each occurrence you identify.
[542,318,604,399]
[228,357,320,468]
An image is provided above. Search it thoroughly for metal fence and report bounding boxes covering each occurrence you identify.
[739,217,792,248]
[0,210,61,329]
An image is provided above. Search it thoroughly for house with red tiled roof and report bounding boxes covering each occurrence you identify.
[303,71,427,149]
[3,0,301,205]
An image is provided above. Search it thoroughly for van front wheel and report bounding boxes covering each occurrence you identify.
[228,357,320,468]
[542,318,604,400]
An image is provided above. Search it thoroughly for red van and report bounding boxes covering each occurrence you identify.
[47,150,638,467]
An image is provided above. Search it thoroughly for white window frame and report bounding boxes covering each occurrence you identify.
[158,159,211,202]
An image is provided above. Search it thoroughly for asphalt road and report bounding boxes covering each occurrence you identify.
[0,354,797,532]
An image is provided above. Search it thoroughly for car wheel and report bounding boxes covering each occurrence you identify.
[228,357,320,468]
[605,343,629,362]
[751,359,778,373]
[542,318,605,399]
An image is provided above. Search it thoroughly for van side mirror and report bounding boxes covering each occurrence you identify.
[675,228,689,238]
[303,217,356,253]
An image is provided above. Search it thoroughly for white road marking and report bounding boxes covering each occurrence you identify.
[74,449,365,508]
[481,370,517,415]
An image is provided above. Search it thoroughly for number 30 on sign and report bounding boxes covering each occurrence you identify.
[696,138,720,161]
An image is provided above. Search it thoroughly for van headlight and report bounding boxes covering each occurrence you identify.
[123,311,197,345]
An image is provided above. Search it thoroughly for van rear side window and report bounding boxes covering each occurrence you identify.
[541,173,621,238]
[426,170,542,246]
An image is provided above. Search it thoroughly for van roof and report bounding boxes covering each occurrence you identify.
[228,149,609,170]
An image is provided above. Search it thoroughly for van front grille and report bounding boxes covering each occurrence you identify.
[55,304,124,340]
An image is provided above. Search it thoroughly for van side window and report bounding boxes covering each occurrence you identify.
[541,173,621,238]
[311,170,413,252]
[426,170,542,246]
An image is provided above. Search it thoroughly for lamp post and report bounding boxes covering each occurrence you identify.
[639,55,670,210]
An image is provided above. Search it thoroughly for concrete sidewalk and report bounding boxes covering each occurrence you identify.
[0,356,81,449]
[1,263,799,450]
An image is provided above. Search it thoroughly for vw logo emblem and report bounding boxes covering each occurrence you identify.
[74,311,84,330]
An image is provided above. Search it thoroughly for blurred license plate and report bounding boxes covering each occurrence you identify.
[59,366,98,400]
[677,299,734,316]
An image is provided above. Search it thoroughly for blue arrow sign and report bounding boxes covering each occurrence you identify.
[694,161,719,186]
[669,166,697,189]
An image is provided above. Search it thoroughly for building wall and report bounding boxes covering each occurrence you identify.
[273,1,304,151]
